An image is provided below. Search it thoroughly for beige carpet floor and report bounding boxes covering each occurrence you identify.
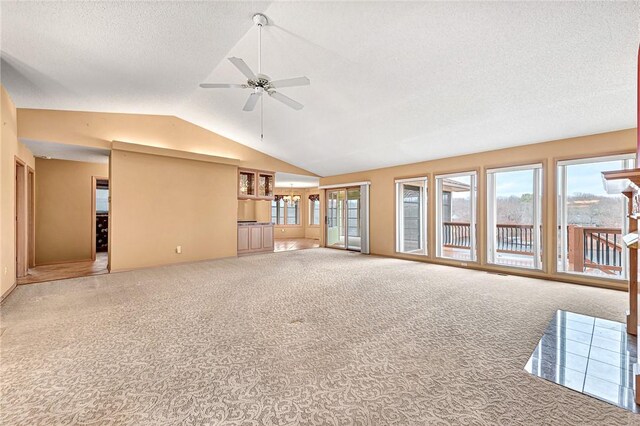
[1,249,637,425]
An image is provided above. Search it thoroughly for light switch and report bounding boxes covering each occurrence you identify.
[176,245,182,254]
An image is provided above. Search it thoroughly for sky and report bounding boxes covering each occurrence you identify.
[443,158,631,199]
[494,160,630,197]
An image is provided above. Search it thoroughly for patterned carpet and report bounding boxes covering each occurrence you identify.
[1,249,637,425]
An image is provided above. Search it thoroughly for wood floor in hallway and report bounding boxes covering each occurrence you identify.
[16,252,108,285]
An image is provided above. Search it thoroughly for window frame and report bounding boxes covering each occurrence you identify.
[395,177,428,255]
[486,163,543,271]
[309,196,320,227]
[272,195,302,226]
[556,153,635,280]
[286,198,301,225]
[435,171,478,262]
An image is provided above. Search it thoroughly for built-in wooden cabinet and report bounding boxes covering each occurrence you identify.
[238,222,274,255]
[238,169,274,200]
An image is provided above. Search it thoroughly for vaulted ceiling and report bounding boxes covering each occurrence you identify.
[2,2,638,176]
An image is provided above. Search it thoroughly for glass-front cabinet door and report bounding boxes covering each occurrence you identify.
[239,171,256,198]
[258,173,274,198]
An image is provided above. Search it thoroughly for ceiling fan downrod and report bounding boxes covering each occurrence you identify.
[199,12,309,142]
[253,13,268,139]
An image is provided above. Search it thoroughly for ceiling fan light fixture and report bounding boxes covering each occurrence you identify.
[199,12,309,140]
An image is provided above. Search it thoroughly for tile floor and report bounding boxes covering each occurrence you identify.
[525,310,640,413]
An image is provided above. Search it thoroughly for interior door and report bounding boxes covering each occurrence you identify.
[326,189,346,248]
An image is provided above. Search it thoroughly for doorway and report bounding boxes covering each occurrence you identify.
[92,177,109,261]
[15,160,27,278]
[326,187,362,251]
[27,167,35,268]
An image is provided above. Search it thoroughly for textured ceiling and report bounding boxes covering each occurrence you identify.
[1,2,638,176]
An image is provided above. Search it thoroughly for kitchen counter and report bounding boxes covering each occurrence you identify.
[237,221,273,226]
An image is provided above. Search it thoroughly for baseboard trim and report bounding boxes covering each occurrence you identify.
[0,281,17,304]
[377,251,627,292]
[108,254,238,274]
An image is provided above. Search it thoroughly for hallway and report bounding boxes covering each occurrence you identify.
[16,252,108,285]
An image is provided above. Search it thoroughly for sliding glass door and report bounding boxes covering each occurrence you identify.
[327,189,346,248]
[326,187,362,251]
[486,164,542,269]
[346,188,361,251]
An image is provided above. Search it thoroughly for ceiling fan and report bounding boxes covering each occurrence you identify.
[199,13,310,139]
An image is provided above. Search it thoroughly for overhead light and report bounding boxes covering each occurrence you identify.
[36,155,52,160]
[282,184,300,205]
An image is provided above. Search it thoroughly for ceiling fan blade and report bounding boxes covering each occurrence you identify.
[269,76,310,89]
[243,92,261,112]
[199,83,247,89]
[269,91,304,110]
[228,57,256,80]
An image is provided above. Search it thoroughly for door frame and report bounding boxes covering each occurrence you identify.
[325,186,362,252]
[15,158,27,278]
[27,167,35,268]
[325,188,346,250]
[91,176,109,261]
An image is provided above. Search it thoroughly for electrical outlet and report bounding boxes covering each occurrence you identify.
[460,262,468,267]
[3,266,7,275]
[176,245,182,254]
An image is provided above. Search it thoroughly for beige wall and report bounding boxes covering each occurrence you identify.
[17,108,315,176]
[1,86,35,298]
[319,129,637,291]
[273,187,321,240]
[35,158,108,265]
[238,199,272,222]
[109,149,237,272]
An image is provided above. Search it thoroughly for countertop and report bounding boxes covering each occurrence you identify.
[237,221,274,226]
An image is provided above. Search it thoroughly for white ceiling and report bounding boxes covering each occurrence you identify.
[21,139,110,164]
[275,172,319,189]
[2,2,638,176]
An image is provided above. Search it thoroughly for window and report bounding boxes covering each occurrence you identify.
[309,195,320,226]
[557,154,634,279]
[486,164,543,270]
[272,196,300,225]
[271,198,285,225]
[436,172,477,261]
[287,199,300,225]
[396,177,427,254]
